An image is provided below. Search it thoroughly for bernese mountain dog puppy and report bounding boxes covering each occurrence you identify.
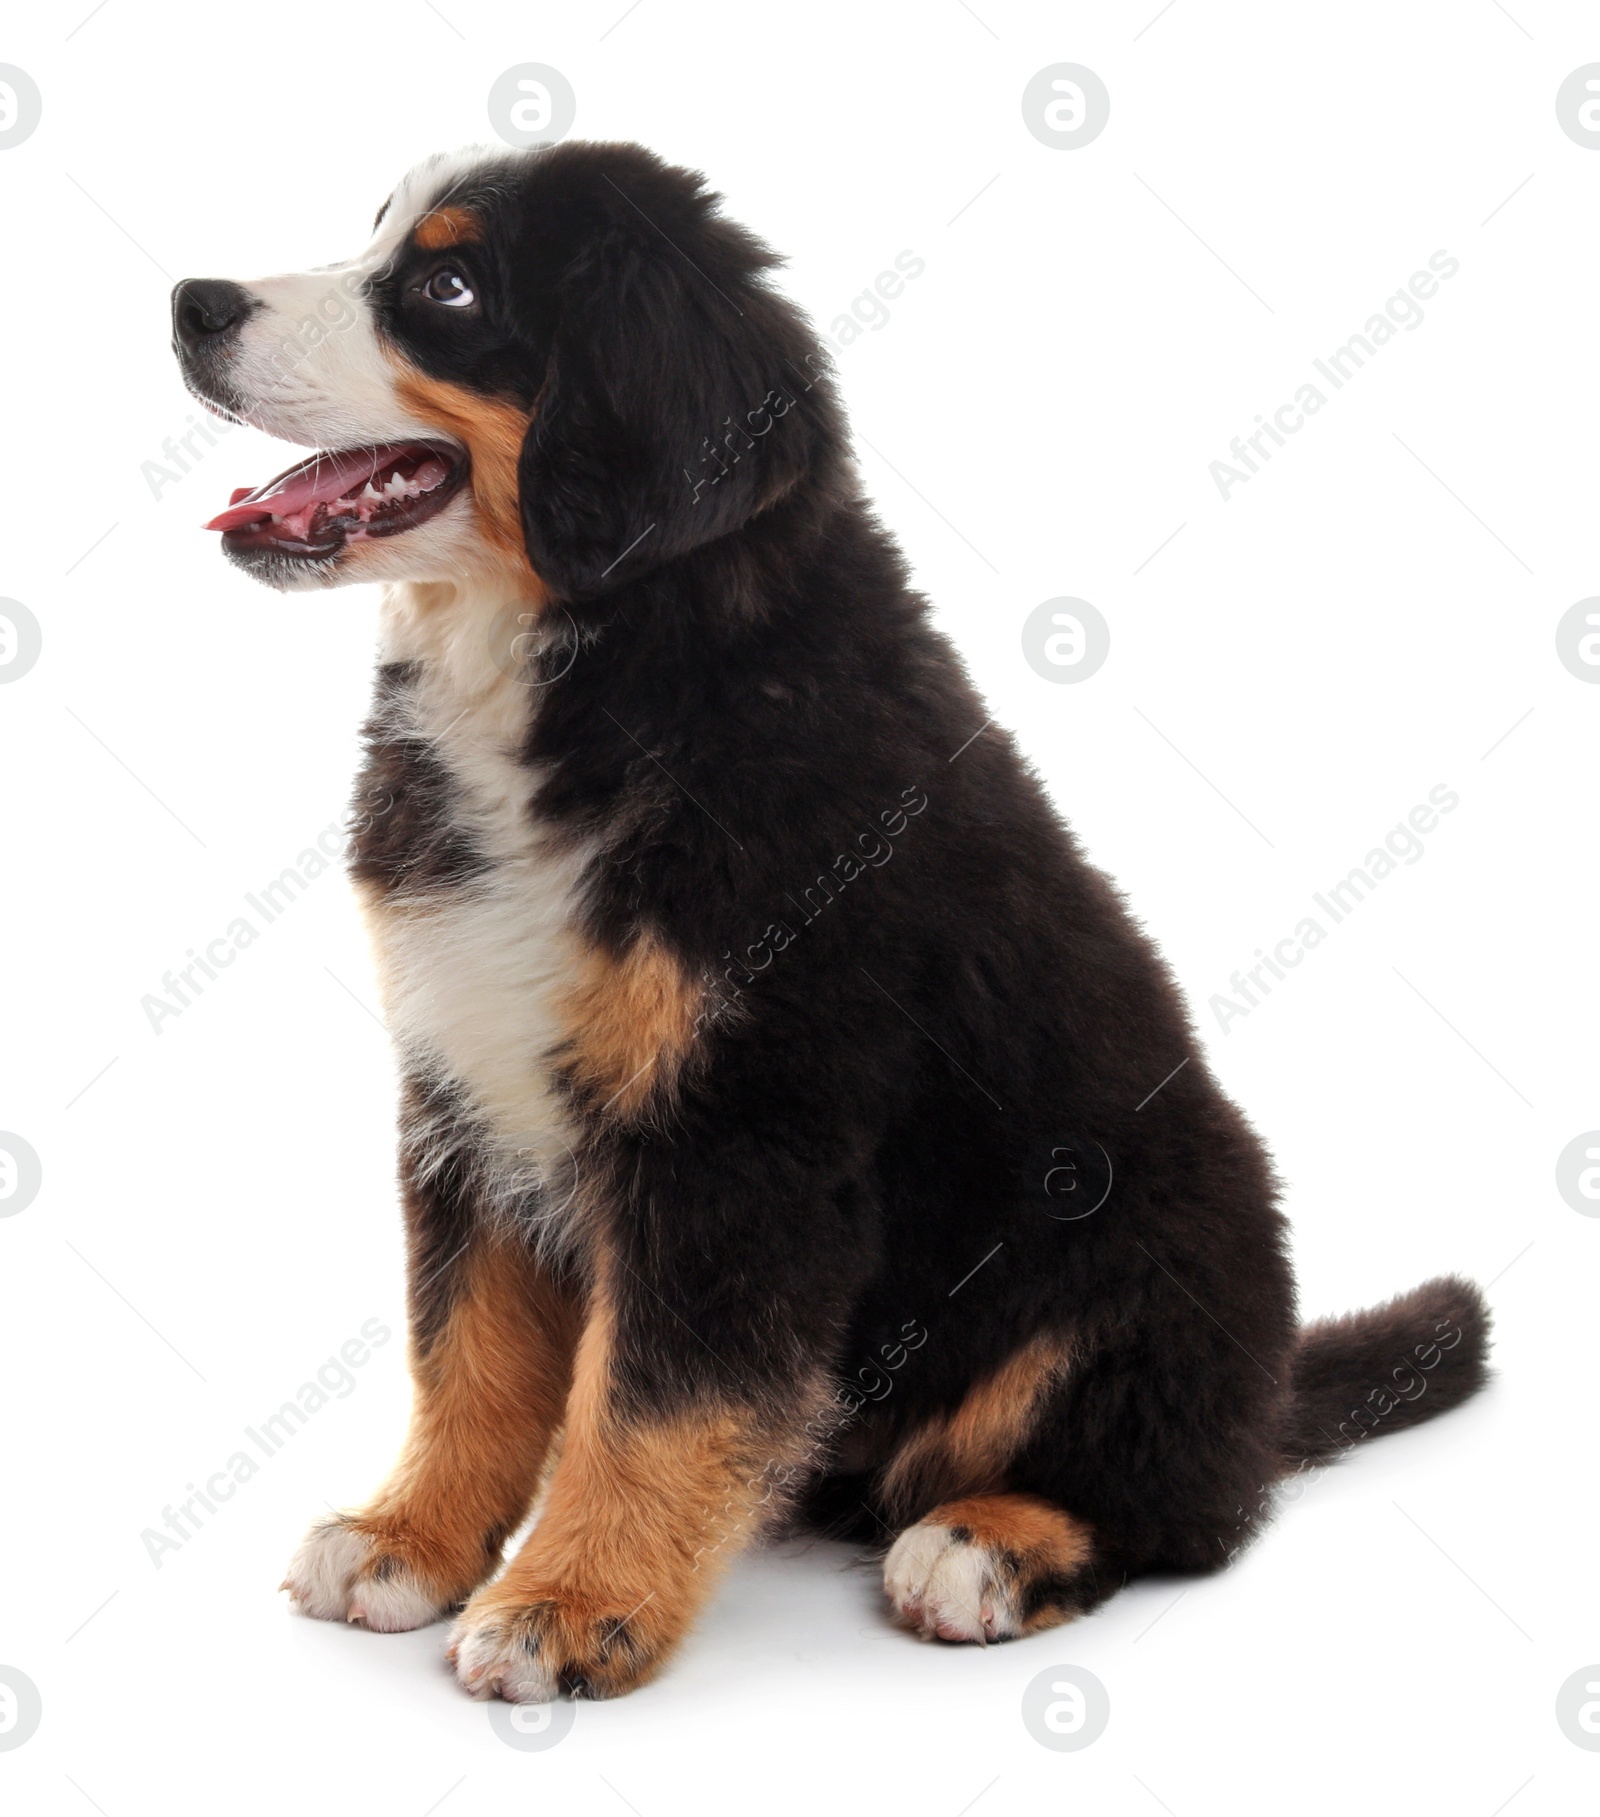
[170,141,1491,1702]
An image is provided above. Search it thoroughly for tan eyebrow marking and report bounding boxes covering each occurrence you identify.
[413,207,481,250]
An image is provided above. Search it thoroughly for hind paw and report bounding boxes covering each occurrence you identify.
[883,1494,1096,1643]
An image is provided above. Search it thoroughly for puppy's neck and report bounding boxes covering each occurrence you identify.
[382,568,548,693]
[376,576,552,823]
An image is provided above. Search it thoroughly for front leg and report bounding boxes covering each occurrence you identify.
[447,1270,809,1697]
[448,1131,866,1698]
[284,1092,582,1629]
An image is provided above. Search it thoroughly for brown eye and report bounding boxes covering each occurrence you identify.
[421,268,475,309]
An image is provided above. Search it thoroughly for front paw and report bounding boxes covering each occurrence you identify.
[448,1580,672,1701]
[282,1513,451,1633]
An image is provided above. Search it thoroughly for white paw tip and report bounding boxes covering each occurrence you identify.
[447,1613,560,1704]
[883,1519,1020,1645]
[281,1517,443,1631]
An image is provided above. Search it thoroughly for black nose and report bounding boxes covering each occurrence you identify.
[172,278,254,355]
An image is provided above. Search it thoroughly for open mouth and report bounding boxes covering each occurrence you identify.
[204,442,468,559]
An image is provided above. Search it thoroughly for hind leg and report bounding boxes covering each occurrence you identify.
[865,1285,1289,1641]
[860,1332,1107,1642]
[883,1492,1102,1642]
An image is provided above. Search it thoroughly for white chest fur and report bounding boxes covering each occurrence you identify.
[363,580,593,1237]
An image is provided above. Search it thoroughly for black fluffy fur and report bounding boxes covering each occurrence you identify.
[354,143,1491,1613]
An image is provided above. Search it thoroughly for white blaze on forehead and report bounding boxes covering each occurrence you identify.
[220,145,508,451]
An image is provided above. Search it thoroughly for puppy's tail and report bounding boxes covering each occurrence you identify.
[1279,1274,1491,1470]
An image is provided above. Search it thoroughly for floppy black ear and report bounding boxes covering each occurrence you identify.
[518,224,841,600]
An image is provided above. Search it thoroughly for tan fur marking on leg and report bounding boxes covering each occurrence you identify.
[452,1264,790,1696]
[413,206,480,250]
[878,1332,1073,1518]
[929,1491,1094,1575]
[353,1233,581,1605]
[392,368,534,561]
[559,931,702,1117]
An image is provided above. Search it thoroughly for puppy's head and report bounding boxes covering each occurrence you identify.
[172,142,842,597]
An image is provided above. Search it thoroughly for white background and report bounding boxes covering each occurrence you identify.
[2,2,1595,1812]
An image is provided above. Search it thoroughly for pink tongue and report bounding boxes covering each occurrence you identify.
[204,445,419,532]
